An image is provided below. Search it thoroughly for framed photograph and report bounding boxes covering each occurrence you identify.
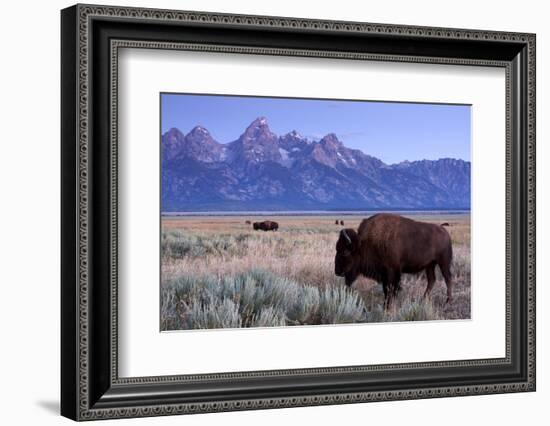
[61,4,536,421]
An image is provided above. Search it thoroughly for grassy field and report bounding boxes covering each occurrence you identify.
[160,214,471,331]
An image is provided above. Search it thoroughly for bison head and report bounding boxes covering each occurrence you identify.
[334,228,360,285]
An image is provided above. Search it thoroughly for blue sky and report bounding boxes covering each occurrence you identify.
[161,93,470,165]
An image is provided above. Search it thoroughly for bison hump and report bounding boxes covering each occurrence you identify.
[359,214,402,244]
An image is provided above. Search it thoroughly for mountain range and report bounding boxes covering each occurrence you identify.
[161,117,470,211]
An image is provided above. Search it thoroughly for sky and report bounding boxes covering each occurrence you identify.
[161,93,471,165]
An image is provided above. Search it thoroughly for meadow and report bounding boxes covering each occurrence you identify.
[160,214,471,331]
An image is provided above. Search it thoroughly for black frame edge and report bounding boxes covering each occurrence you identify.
[61,4,79,421]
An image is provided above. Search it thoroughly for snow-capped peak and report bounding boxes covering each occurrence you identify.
[241,117,275,142]
[248,116,269,128]
[188,125,211,137]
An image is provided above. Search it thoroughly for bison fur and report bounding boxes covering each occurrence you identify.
[334,213,453,308]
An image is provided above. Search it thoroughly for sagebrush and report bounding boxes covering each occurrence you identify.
[161,269,366,330]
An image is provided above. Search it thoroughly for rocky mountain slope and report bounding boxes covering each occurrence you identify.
[161,117,470,211]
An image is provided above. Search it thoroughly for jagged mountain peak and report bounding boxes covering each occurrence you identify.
[319,133,343,148]
[286,129,305,139]
[167,127,182,134]
[162,128,186,161]
[184,125,218,147]
[162,124,221,163]
[187,125,212,138]
[165,127,185,139]
[395,157,469,169]
[161,120,471,211]
[241,117,273,140]
[254,116,268,125]
[279,129,310,153]
[281,129,308,143]
[227,117,281,164]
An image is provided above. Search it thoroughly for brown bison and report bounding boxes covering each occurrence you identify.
[335,220,339,225]
[253,220,279,231]
[340,220,345,226]
[334,213,453,308]
[245,220,251,225]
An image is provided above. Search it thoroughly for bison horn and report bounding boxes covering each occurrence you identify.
[341,229,352,245]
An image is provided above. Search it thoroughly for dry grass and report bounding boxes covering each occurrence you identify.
[161,214,471,330]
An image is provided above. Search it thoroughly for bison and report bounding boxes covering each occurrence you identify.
[335,220,339,225]
[245,220,251,225]
[340,220,345,226]
[334,213,453,309]
[253,220,279,231]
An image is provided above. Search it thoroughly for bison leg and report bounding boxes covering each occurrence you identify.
[382,282,391,310]
[440,262,454,304]
[423,263,436,299]
[384,284,397,310]
[383,270,400,310]
[391,271,401,298]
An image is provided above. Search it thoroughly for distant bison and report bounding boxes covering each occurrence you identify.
[245,220,251,225]
[253,220,279,231]
[334,213,453,309]
[335,220,339,225]
[340,220,344,226]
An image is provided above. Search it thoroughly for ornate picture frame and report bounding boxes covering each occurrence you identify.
[61,4,535,421]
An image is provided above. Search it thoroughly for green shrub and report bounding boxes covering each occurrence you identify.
[279,227,336,235]
[318,287,366,324]
[161,231,251,259]
[250,306,287,328]
[366,304,387,323]
[161,269,368,330]
[160,287,180,331]
[395,301,441,322]
[180,298,242,329]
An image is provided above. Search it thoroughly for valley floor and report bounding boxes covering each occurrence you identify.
[160,214,471,330]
